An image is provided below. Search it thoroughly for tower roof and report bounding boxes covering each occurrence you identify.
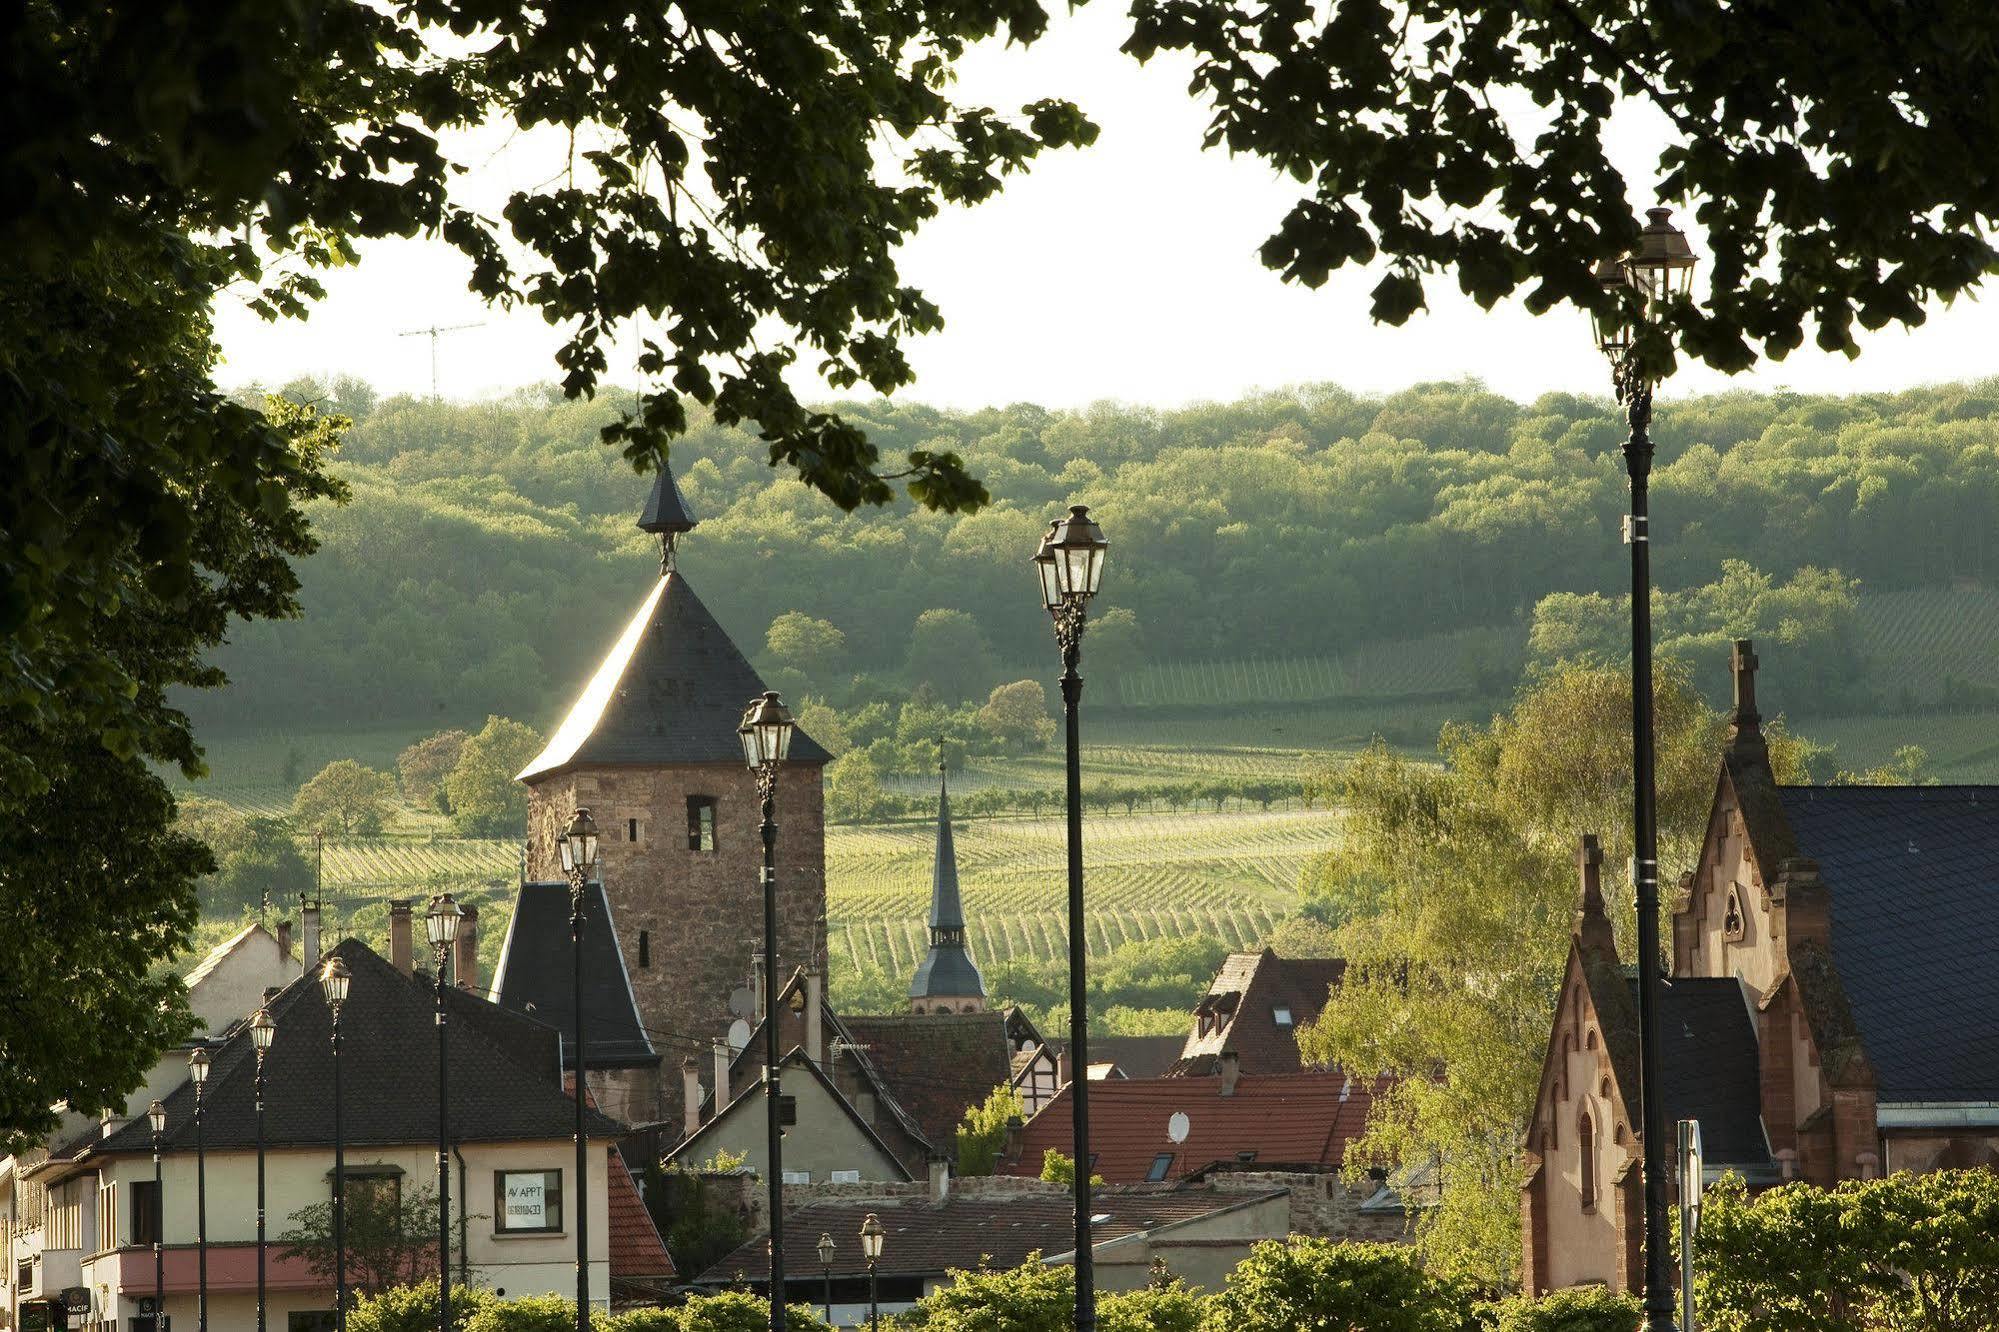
[517,569,830,781]
[637,462,698,535]
[911,766,984,1001]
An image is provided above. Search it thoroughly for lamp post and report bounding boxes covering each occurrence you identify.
[859,1213,884,1332]
[251,1008,276,1332]
[148,1099,166,1332]
[739,691,797,1332]
[1031,504,1109,1332]
[1591,205,1698,1332]
[320,955,353,1332]
[426,894,463,1332]
[189,1047,210,1332]
[558,808,601,1332]
[817,1233,835,1326]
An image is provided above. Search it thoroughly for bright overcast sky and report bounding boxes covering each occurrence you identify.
[214,5,1999,410]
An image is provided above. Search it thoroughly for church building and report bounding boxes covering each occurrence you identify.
[497,465,830,1125]
[1521,640,1999,1293]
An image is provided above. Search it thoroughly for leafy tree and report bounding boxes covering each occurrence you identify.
[977,680,1057,752]
[1492,1288,1641,1332]
[1086,607,1146,683]
[293,759,398,836]
[908,609,999,702]
[956,1083,1026,1177]
[767,613,848,678]
[176,795,253,868]
[1296,660,1819,1283]
[1204,1239,1476,1332]
[279,1178,444,1298]
[1038,1149,1103,1188]
[825,749,890,824]
[462,1296,598,1332]
[397,729,471,808]
[1126,0,1999,378]
[794,700,852,758]
[1099,1281,1208,1332]
[348,1281,498,1332]
[213,818,316,918]
[899,1258,1073,1332]
[647,1160,752,1284]
[444,717,543,837]
[678,1293,829,1332]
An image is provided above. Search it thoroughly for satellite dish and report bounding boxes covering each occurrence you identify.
[1167,1112,1190,1144]
[727,986,757,1019]
[727,1019,752,1053]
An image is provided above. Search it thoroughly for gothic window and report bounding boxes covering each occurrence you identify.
[1723,885,1745,940]
[1578,1109,1598,1211]
[627,817,640,843]
[686,796,717,852]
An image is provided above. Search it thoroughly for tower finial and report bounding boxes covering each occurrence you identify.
[637,456,699,572]
[1730,638,1761,737]
[1573,833,1616,958]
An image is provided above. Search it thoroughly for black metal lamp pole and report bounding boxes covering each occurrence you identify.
[1032,506,1109,1332]
[1592,206,1698,1332]
[559,809,602,1332]
[818,1234,834,1326]
[148,1100,166,1332]
[320,956,353,1332]
[188,1048,210,1332]
[250,1009,276,1332]
[859,1214,883,1332]
[740,692,797,1332]
[427,895,462,1332]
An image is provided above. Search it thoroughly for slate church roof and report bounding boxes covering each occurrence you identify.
[910,767,984,1001]
[1777,784,1999,1102]
[1639,976,1771,1168]
[490,879,658,1070]
[517,466,828,780]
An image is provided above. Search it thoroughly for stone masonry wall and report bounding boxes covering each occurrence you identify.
[527,762,827,1126]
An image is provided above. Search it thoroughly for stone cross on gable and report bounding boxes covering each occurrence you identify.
[1573,832,1616,957]
[1731,638,1761,732]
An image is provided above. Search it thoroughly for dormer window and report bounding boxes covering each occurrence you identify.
[1723,885,1745,940]
[1273,1007,1294,1027]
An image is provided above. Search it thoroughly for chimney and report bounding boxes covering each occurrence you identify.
[804,969,824,1065]
[1003,1114,1025,1165]
[929,1154,951,1202]
[682,1059,703,1136]
[1573,834,1617,958]
[388,898,415,976]
[454,904,480,991]
[1219,1050,1241,1097]
[713,1039,732,1108]
[302,900,323,971]
[275,918,294,959]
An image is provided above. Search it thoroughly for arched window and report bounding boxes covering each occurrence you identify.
[1578,1108,1598,1211]
[1723,885,1745,940]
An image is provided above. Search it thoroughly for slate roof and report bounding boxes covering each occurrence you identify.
[1085,1036,1185,1080]
[96,939,622,1156]
[490,879,657,1070]
[910,771,984,1001]
[516,568,829,781]
[1001,1070,1382,1183]
[693,1186,1288,1283]
[1778,785,1999,1102]
[1636,976,1770,1167]
[607,1151,676,1280]
[839,1012,1015,1151]
[637,463,698,536]
[1175,950,1345,1075]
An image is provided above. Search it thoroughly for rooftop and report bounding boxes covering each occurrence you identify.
[490,879,656,1069]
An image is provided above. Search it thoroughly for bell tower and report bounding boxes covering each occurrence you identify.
[516,464,830,1123]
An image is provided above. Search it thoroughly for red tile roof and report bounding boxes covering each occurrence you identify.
[607,1152,675,1279]
[1176,950,1345,1075]
[1000,1070,1383,1184]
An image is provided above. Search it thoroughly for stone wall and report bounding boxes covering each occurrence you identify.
[527,762,826,1126]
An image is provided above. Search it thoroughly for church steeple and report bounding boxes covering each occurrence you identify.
[909,757,985,1014]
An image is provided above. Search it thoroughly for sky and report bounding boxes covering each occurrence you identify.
[213,5,1998,411]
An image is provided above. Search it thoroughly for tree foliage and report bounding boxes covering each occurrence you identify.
[279,1178,444,1298]
[293,758,398,836]
[348,1281,498,1332]
[1492,1287,1640,1332]
[398,730,471,808]
[956,1083,1027,1178]
[1203,1239,1481,1332]
[444,716,543,837]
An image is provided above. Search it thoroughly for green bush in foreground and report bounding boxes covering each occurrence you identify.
[1493,1286,1640,1332]
[675,1292,829,1332]
[1206,1239,1484,1332]
[348,1282,499,1332]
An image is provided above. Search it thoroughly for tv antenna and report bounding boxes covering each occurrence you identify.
[397,321,483,398]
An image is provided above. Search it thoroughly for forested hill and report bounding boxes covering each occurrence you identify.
[196,376,1999,736]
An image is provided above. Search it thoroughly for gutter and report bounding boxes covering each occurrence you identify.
[1876,1102,1999,1129]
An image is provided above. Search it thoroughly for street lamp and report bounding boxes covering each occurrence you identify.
[426,894,462,1332]
[251,1008,276,1332]
[320,955,352,1332]
[1031,504,1109,1332]
[558,808,600,1332]
[859,1213,884,1332]
[1591,204,1698,1332]
[189,1046,210,1332]
[148,1099,166,1332]
[739,690,796,1332]
[817,1233,835,1326]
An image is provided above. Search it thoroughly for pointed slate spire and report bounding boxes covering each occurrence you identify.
[637,457,698,570]
[910,753,985,1008]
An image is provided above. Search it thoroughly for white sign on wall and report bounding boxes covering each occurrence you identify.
[497,1170,561,1232]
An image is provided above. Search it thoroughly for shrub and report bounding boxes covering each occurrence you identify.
[605,1310,678,1332]
[677,1293,829,1332]
[1100,1280,1209,1332]
[1492,1287,1640,1332]
[349,1282,499,1332]
[900,1260,1073,1332]
[1207,1239,1467,1332]
[463,1294,596,1332]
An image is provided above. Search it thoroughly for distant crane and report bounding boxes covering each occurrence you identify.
[397,320,483,398]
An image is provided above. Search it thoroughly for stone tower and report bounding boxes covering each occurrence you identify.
[516,464,830,1123]
[908,763,986,1014]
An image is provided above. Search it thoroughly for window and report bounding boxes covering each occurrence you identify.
[1579,1109,1598,1211]
[1723,885,1745,940]
[495,1170,564,1234]
[98,1176,118,1252]
[46,1179,84,1250]
[1146,1154,1175,1182]
[637,930,650,968]
[686,796,717,852]
[627,817,640,844]
[343,1171,401,1222]
[1272,1006,1293,1027]
[17,1258,33,1292]
[779,1095,798,1127]
[131,1180,161,1247]
[830,1170,861,1184]
[288,1313,339,1332]
[781,1170,813,1185]
[1234,1150,1257,1165]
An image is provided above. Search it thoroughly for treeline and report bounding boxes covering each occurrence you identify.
[192,376,1999,734]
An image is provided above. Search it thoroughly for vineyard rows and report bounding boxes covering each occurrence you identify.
[1112,624,1518,708]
